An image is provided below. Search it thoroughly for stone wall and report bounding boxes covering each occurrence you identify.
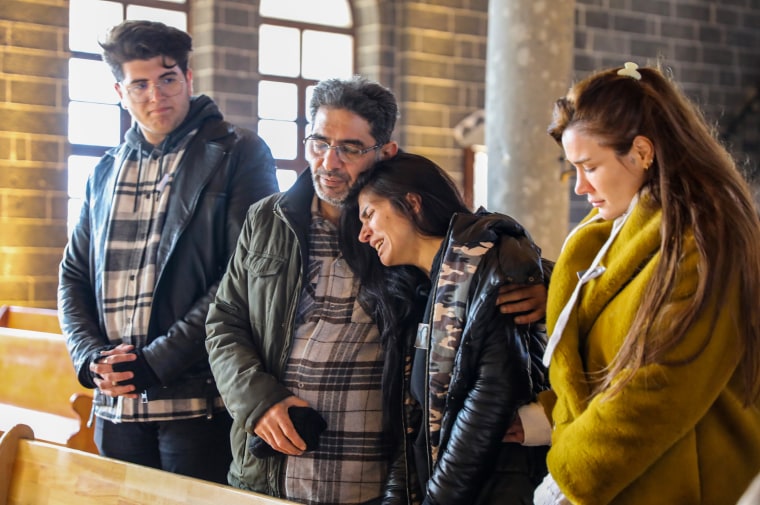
[569,0,760,223]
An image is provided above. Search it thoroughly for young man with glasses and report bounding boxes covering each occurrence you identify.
[58,20,278,484]
[206,76,547,504]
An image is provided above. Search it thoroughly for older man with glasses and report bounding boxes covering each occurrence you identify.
[58,19,278,484]
[206,76,548,504]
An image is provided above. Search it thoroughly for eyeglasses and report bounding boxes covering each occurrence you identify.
[303,135,383,163]
[121,76,185,103]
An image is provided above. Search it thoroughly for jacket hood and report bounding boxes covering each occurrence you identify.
[449,210,533,247]
[124,94,223,155]
[446,211,544,285]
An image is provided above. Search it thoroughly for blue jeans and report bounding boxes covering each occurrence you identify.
[95,411,233,484]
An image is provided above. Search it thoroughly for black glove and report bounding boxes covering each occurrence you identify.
[249,406,327,458]
[111,348,160,392]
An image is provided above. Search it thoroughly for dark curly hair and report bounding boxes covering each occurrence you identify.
[99,20,192,82]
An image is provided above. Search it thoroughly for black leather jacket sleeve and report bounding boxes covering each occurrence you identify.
[58,171,113,388]
[382,443,410,505]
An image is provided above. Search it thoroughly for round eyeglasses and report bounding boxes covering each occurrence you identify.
[122,76,185,103]
[303,135,383,163]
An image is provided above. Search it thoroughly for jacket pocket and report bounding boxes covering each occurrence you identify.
[244,253,285,276]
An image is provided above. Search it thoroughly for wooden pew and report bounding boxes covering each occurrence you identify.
[0,306,96,454]
[0,424,296,505]
[0,305,61,334]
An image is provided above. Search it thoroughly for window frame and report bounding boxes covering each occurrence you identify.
[257,10,357,174]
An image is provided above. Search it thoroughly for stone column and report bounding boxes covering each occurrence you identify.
[485,0,574,260]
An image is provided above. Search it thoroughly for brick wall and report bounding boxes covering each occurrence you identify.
[190,0,260,132]
[570,0,760,224]
[391,0,489,185]
[0,0,69,308]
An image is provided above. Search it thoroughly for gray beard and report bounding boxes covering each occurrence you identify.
[311,173,348,208]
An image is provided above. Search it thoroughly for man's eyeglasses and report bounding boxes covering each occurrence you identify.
[121,76,185,103]
[303,135,383,163]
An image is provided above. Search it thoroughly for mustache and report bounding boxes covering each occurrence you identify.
[314,168,350,183]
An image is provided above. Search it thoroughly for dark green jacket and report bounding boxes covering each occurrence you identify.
[206,169,313,494]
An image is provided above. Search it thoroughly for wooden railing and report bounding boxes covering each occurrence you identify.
[0,424,296,505]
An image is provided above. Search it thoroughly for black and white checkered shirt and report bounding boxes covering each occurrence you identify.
[96,130,222,422]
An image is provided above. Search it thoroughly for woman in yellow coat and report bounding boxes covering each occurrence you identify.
[533,63,760,504]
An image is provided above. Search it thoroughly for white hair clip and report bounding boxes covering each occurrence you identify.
[617,62,641,80]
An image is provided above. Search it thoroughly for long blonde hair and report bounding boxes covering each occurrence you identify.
[548,65,760,404]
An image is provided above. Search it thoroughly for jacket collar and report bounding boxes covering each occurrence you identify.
[123,95,223,156]
[100,106,231,270]
[276,168,316,281]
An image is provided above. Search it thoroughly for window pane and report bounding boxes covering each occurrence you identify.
[276,169,298,192]
[126,6,186,30]
[67,155,100,198]
[68,102,122,146]
[69,58,119,103]
[260,0,352,28]
[259,81,298,121]
[302,31,353,80]
[69,0,123,53]
[259,25,301,77]
[258,120,297,160]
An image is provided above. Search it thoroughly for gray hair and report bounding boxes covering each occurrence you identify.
[309,76,399,145]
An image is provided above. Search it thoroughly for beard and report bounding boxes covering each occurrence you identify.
[310,168,351,207]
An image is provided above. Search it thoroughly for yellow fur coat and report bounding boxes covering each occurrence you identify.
[541,201,760,504]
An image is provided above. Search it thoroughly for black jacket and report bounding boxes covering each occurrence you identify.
[58,95,278,411]
[406,211,549,505]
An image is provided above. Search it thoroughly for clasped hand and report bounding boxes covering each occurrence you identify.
[90,343,139,399]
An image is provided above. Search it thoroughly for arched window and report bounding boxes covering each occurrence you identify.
[67,0,188,232]
[257,0,355,189]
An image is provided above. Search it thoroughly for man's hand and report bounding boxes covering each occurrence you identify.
[503,415,525,444]
[90,343,139,399]
[254,395,311,455]
[496,283,547,324]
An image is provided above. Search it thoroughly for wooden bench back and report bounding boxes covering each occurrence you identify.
[0,328,89,418]
[0,306,96,453]
[0,306,61,334]
[0,424,296,505]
